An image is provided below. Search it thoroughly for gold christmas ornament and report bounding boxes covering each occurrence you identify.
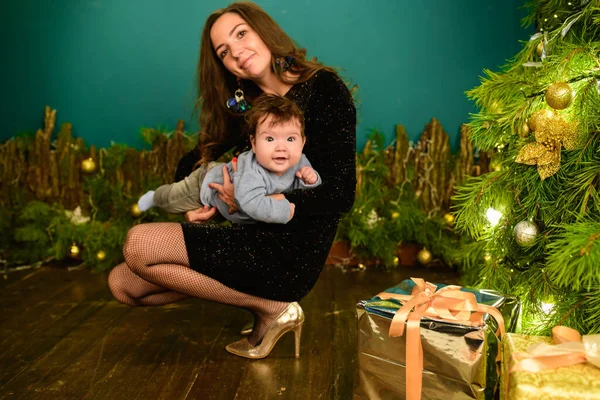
[96,250,106,261]
[514,221,539,246]
[69,243,80,259]
[443,213,455,224]
[519,121,531,138]
[417,248,432,265]
[515,113,580,180]
[391,211,400,219]
[81,158,96,173]
[528,109,555,132]
[393,256,399,266]
[545,82,573,110]
[130,203,143,217]
[357,263,366,270]
[536,40,544,57]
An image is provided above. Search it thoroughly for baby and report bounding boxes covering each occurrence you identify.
[138,94,321,224]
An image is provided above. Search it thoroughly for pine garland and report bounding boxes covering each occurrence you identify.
[2,110,488,273]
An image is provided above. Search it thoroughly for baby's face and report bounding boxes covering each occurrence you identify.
[251,114,304,176]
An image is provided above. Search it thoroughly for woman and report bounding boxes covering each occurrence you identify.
[108,2,356,359]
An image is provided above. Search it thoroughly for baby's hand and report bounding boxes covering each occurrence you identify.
[296,166,318,185]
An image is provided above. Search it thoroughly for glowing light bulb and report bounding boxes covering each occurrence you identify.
[486,208,502,227]
[541,302,555,314]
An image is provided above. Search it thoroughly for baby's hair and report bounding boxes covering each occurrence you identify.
[245,94,304,138]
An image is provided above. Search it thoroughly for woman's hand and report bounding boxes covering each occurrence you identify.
[185,205,217,223]
[208,158,238,214]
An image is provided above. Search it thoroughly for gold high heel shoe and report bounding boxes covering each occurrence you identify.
[225,302,304,359]
[240,320,254,336]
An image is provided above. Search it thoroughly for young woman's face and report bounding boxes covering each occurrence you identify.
[210,12,272,81]
[251,115,305,176]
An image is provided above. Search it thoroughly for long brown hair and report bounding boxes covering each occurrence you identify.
[195,1,335,163]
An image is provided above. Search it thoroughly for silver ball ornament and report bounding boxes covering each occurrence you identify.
[513,221,539,246]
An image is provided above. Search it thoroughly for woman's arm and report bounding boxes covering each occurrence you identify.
[284,71,357,216]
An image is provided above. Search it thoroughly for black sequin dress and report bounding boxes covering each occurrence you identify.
[175,71,356,302]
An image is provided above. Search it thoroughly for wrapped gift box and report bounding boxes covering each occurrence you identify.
[502,332,600,399]
[354,279,520,400]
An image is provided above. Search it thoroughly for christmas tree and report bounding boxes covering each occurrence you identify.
[454,0,600,334]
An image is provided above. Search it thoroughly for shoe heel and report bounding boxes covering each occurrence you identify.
[293,322,303,358]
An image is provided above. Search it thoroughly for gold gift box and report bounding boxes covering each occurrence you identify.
[502,333,600,400]
[354,280,520,400]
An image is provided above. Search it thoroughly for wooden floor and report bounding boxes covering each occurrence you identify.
[0,262,458,400]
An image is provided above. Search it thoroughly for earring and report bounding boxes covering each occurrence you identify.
[275,56,295,73]
[226,80,251,113]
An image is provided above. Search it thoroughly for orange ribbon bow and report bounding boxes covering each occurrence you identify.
[505,326,600,399]
[510,326,600,372]
[376,278,506,400]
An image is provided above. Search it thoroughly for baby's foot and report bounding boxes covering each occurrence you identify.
[137,190,155,211]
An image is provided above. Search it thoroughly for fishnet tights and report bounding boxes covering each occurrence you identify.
[107,222,289,345]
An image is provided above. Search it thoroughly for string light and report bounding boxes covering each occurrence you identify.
[486,208,502,227]
[541,302,555,314]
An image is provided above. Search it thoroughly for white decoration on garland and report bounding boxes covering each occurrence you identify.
[65,206,90,225]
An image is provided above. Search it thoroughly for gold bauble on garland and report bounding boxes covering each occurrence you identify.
[545,82,573,110]
[391,211,400,219]
[393,256,399,266]
[528,109,555,132]
[81,158,96,173]
[130,203,142,217]
[443,213,455,224]
[96,250,106,261]
[417,248,432,265]
[69,243,81,259]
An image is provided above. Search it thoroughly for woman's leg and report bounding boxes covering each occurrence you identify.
[121,222,289,345]
[108,262,188,306]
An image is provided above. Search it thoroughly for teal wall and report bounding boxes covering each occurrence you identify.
[1,0,530,151]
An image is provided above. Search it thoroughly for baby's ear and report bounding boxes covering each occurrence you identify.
[250,135,256,152]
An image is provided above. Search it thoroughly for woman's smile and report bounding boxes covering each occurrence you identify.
[240,55,254,69]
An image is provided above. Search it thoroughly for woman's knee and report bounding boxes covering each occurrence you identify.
[108,265,134,305]
[122,225,147,270]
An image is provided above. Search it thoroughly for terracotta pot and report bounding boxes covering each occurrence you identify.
[326,241,422,267]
